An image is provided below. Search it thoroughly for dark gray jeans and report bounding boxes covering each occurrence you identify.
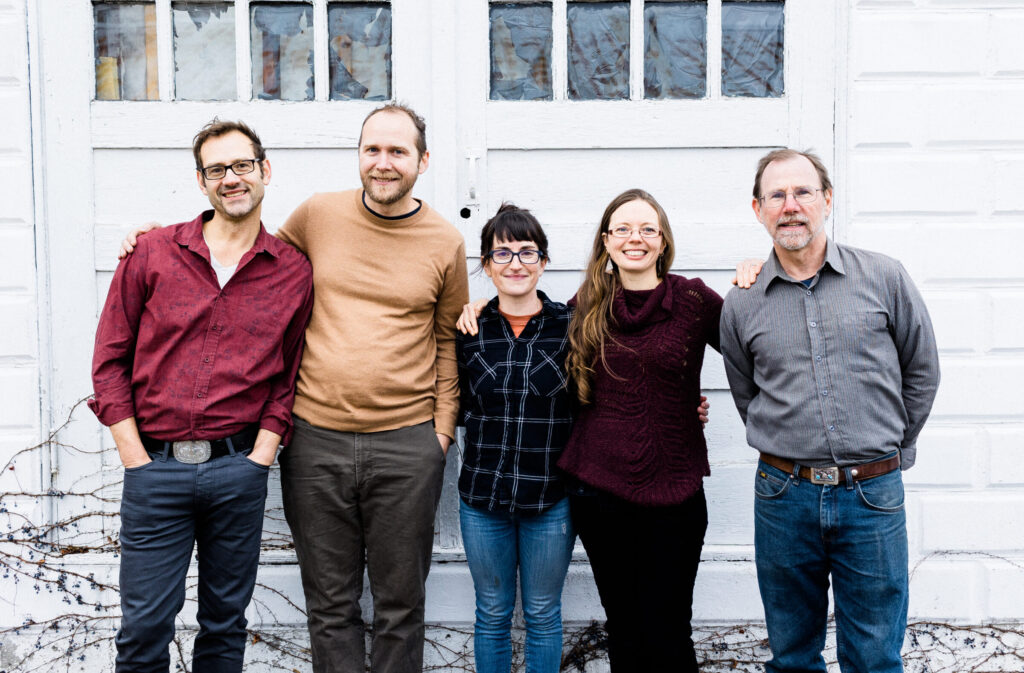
[280,417,446,673]
[116,448,269,673]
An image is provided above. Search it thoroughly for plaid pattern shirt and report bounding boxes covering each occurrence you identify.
[456,291,573,513]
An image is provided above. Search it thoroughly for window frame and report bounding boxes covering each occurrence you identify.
[91,0,394,103]
[490,0,786,103]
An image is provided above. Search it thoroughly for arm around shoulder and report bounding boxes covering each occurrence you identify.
[90,247,151,427]
[432,240,471,440]
[259,256,314,447]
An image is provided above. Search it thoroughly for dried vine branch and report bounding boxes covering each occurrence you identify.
[1,403,1022,672]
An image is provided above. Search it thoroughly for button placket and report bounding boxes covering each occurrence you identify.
[805,286,841,450]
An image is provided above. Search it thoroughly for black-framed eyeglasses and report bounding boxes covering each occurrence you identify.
[487,249,545,264]
[200,159,260,180]
[759,186,823,209]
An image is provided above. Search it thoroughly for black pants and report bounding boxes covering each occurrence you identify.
[570,486,708,673]
[116,449,269,673]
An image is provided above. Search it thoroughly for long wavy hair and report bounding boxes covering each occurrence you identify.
[567,189,675,405]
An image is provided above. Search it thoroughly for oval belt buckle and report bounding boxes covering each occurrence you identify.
[173,440,212,464]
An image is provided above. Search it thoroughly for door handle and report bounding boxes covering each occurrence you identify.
[465,150,480,205]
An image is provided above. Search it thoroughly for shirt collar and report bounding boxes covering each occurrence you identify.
[483,290,560,320]
[758,238,845,295]
[173,210,279,259]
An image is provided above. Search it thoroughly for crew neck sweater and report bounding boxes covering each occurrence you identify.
[557,274,723,506]
[275,189,469,438]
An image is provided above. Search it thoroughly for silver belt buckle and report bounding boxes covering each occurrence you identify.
[173,440,212,464]
[810,466,839,485]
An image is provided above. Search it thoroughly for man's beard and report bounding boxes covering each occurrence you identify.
[362,171,415,207]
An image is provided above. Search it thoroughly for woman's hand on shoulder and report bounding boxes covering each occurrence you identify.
[731,258,765,289]
[456,298,489,336]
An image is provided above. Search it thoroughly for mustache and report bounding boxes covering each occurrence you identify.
[778,215,810,225]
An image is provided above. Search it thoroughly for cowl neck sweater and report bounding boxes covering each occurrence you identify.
[558,274,724,506]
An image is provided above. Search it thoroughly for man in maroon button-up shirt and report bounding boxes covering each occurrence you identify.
[89,120,313,673]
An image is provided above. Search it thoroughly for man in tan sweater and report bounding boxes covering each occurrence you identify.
[118,105,468,673]
[275,105,468,673]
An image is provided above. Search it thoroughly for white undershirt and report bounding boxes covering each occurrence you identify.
[208,251,238,288]
[206,238,240,288]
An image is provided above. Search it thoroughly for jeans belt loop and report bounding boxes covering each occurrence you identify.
[843,466,855,490]
[159,442,171,462]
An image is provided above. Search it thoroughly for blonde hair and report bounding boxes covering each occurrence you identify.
[566,189,675,405]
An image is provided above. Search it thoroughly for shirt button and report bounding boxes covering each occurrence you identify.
[197,393,204,398]
[815,355,822,362]
[204,357,210,363]
[828,425,835,431]
[806,290,812,296]
[810,321,817,327]
[822,390,828,396]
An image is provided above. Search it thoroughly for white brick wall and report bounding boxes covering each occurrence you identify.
[849,0,1024,622]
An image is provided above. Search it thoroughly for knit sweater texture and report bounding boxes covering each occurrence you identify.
[276,189,468,438]
[557,274,723,506]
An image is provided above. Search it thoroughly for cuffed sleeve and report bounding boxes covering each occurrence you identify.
[90,244,149,427]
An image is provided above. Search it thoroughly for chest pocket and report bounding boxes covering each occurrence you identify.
[235,292,288,342]
[837,312,894,372]
[465,351,499,397]
[527,348,569,398]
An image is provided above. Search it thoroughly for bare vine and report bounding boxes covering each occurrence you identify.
[1,403,1022,672]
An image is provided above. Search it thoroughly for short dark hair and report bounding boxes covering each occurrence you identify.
[359,103,427,159]
[192,118,266,172]
[480,203,549,262]
[753,148,832,199]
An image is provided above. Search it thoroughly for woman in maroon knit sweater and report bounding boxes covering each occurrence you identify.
[558,188,723,672]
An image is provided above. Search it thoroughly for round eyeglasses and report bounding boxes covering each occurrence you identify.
[488,249,545,264]
[200,159,260,181]
[759,187,824,209]
[606,225,661,238]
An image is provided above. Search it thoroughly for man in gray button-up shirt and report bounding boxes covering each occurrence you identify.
[720,149,939,673]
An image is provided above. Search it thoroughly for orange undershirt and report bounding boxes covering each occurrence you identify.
[499,308,541,338]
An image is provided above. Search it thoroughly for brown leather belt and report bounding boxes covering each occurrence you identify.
[758,452,900,485]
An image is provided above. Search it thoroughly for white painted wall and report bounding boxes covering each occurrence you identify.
[845,0,1024,623]
[3,0,1024,670]
[0,0,43,520]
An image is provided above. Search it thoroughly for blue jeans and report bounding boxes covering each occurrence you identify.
[459,498,575,673]
[116,448,269,673]
[754,458,908,673]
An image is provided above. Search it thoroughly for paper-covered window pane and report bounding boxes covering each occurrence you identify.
[173,2,236,100]
[567,2,629,101]
[328,3,391,101]
[490,3,553,101]
[644,1,706,99]
[94,3,158,100]
[251,3,314,101]
[722,1,784,98]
